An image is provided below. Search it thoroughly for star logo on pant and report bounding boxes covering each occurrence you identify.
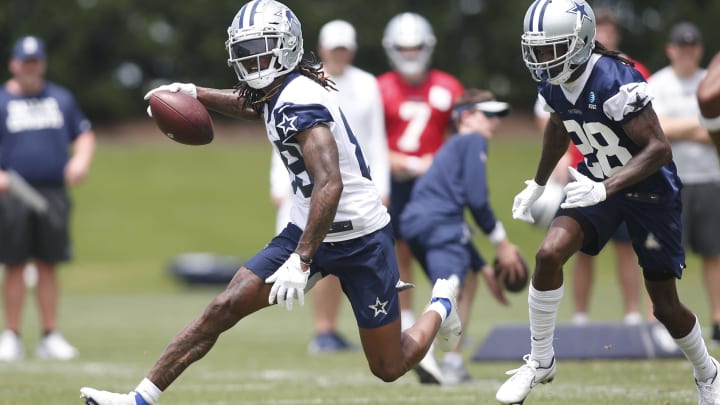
[368,297,388,317]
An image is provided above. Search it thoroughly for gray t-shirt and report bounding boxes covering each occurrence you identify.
[648,66,720,184]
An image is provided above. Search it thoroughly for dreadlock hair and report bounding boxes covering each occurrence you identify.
[592,40,635,68]
[233,52,337,115]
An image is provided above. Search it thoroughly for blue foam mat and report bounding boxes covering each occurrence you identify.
[472,322,684,361]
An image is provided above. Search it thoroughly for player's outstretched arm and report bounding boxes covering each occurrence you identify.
[196,87,258,120]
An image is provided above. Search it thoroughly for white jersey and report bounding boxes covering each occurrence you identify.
[264,73,390,242]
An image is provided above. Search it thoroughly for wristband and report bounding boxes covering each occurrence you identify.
[488,221,507,245]
[700,113,720,132]
[295,253,313,266]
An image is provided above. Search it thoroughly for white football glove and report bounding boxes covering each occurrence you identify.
[143,82,198,117]
[560,167,607,208]
[512,180,545,223]
[265,253,310,311]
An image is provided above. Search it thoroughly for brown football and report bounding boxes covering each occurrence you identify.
[494,253,530,293]
[149,90,214,145]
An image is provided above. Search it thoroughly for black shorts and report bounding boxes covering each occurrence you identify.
[0,186,72,265]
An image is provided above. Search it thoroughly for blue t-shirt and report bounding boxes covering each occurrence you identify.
[400,133,497,239]
[0,82,91,186]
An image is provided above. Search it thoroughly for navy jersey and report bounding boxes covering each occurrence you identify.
[0,82,91,186]
[400,133,497,239]
[539,54,682,201]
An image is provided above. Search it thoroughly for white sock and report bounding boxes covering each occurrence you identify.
[528,284,563,367]
[401,310,416,332]
[674,317,716,381]
[443,351,463,367]
[135,378,162,405]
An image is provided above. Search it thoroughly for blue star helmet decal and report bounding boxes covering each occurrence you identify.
[567,1,592,24]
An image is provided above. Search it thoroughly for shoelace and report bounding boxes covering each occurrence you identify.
[504,354,539,377]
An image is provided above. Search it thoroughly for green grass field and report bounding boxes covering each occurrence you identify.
[0,126,716,404]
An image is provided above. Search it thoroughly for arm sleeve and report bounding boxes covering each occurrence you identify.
[463,137,497,234]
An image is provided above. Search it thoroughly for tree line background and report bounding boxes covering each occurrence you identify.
[0,0,718,124]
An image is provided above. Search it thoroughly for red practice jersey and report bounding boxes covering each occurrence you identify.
[378,69,464,156]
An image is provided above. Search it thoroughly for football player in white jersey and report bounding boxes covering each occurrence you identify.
[79,1,460,404]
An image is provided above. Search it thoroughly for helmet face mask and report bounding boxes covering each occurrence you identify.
[521,0,596,85]
[226,0,303,89]
[382,13,436,77]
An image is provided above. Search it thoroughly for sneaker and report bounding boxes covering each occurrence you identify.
[36,331,78,360]
[0,330,24,361]
[623,312,643,325]
[80,388,149,405]
[441,357,473,385]
[496,354,556,404]
[430,277,461,352]
[307,331,357,354]
[412,345,444,385]
[571,312,589,326]
[697,357,720,405]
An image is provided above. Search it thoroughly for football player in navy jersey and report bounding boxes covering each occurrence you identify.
[79,1,461,404]
[496,1,720,404]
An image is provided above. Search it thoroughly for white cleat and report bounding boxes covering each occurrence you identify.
[431,277,461,352]
[697,357,720,405]
[412,343,444,385]
[36,331,78,360]
[0,330,24,361]
[79,388,149,405]
[496,355,556,404]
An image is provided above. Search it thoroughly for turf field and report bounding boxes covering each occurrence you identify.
[0,122,716,404]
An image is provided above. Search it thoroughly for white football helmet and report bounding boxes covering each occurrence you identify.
[226,0,304,89]
[521,0,596,85]
[382,12,436,77]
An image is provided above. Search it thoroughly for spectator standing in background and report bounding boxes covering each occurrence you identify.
[532,8,648,326]
[648,22,720,346]
[0,35,95,361]
[378,12,464,384]
[697,50,720,157]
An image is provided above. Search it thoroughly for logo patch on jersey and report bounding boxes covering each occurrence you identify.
[368,297,388,317]
[628,92,649,113]
[276,113,298,137]
[588,91,597,110]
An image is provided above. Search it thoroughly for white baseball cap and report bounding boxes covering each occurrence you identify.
[319,20,357,51]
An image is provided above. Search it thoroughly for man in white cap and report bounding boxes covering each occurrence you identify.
[268,19,390,353]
